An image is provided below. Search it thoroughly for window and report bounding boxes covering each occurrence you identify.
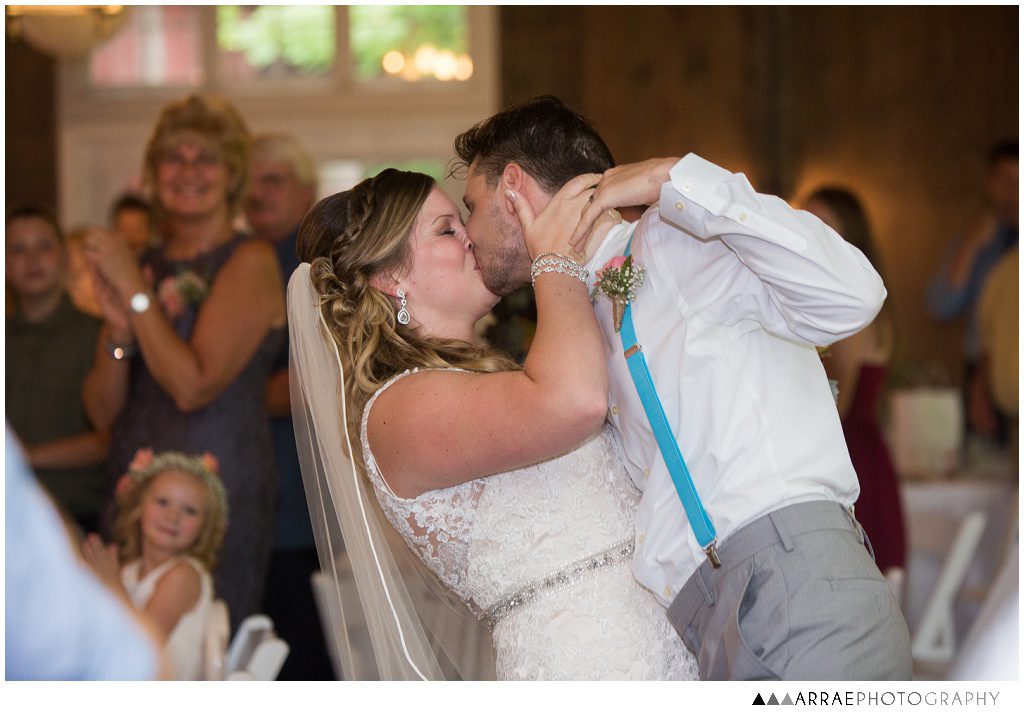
[89,6,202,87]
[88,5,474,89]
[349,5,472,83]
[216,5,336,82]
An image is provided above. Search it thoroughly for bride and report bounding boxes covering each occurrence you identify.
[289,167,696,680]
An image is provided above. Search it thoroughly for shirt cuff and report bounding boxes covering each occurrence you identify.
[667,153,733,214]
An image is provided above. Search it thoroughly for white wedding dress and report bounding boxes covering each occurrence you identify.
[362,369,699,680]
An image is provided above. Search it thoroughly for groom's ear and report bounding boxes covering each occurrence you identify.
[500,164,525,214]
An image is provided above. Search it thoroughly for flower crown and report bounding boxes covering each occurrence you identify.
[117,448,229,518]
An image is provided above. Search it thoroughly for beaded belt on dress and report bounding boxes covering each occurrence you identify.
[481,538,635,631]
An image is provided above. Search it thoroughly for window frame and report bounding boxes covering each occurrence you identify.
[62,5,497,122]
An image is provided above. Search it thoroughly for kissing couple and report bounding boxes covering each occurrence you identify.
[288,96,913,680]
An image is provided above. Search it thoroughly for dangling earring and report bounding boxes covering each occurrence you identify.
[396,288,411,325]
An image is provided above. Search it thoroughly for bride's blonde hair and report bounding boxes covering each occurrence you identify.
[297,169,519,439]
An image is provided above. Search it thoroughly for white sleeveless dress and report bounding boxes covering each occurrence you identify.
[362,369,698,680]
[122,556,214,680]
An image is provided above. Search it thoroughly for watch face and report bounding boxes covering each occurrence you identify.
[130,292,151,313]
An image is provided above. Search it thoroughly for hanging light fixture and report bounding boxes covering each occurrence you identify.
[6,5,128,60]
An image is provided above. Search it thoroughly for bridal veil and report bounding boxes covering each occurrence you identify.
[287,263,494,680]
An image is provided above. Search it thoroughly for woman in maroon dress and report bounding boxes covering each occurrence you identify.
[805,187,907,577]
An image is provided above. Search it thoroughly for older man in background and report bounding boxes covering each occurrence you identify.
[245,133,332,679]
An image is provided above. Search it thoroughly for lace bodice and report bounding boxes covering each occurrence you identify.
[361,369,638,616]
[360,369,698,680]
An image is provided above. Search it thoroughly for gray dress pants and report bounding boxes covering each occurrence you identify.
[667,500,912,680]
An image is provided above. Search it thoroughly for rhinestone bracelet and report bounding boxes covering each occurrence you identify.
[530,252,589,287]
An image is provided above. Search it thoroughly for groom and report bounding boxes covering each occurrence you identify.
[454,96,912,680]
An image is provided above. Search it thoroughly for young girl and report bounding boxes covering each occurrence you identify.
[82,448,228,680]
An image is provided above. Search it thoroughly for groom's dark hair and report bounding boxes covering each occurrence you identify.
[451,95,614,194]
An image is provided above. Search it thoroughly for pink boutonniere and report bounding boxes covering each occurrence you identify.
[594,254,646,332]
[157,269,208,319]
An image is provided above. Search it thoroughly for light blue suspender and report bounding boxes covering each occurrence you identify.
[619,232,721,568]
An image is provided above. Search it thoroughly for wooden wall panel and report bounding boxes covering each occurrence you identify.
[501,5,1018,384]
[783,6,1018,383]
[5,40,57,213]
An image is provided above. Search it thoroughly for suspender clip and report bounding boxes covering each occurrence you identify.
[704,540,722,569]
[624,344,642,360]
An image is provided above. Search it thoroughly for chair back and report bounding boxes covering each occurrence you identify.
[948,543,1019,679]
[224,614,289,680]
[911,510,988,666]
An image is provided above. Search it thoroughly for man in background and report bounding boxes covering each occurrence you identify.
[245,133,332,679]
[927,140,1018,443]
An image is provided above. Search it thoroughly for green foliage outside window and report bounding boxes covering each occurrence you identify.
[350,5,466,81]
[217,5,335,75]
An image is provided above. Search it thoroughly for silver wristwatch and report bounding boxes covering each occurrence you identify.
[129,292,151,314]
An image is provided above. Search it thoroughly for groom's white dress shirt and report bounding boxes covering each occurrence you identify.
[584,154,887,607]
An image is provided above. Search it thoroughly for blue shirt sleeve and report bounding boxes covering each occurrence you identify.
[927,226,1017,323]
[926,239,972,320]
[5,427,159,680]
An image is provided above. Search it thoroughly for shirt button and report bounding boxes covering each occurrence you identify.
[643,467,650,477]
[610,404,619,416]
[682,182,693,192]
[663,586,672,599]
[674,200,685,212]
[739,210,748,221]
[638,533,645,544]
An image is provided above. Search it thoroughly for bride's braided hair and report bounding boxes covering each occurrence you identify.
[297,169,519,439]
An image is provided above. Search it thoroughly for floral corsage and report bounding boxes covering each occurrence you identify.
[157,269,209,319]
[593,255,646,332]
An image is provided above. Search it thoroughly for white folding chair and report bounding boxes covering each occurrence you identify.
[911,510,988,668]
[948,542,1019,680]
[311,564,376,680]
[224,613,290,680]
[226,637,290,681]
[311,570,346,680]
[203,599,230,680]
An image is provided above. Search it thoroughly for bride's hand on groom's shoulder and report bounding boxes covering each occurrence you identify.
[571,157,679,250]
[509,172,603,260]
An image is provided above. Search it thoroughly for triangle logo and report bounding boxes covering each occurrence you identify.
[753,694,766,705]
[782,694,794,705]
[767,694,780,705]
